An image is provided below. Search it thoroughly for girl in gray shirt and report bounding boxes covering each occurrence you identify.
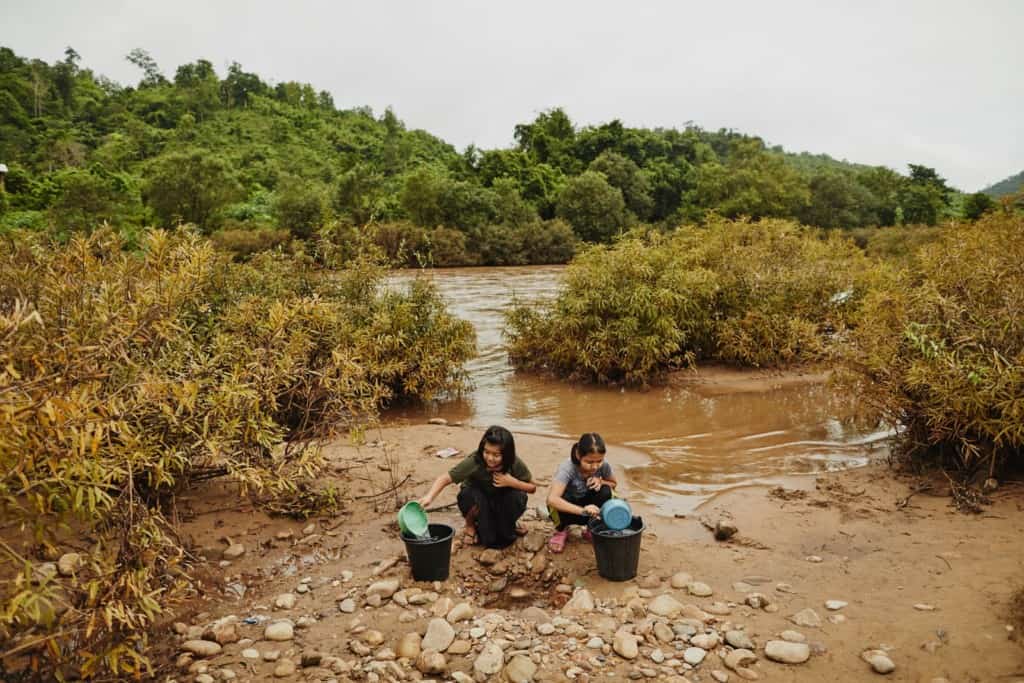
[546,433,617,553]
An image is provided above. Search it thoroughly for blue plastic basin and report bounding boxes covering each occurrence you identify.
[600,499,633,531]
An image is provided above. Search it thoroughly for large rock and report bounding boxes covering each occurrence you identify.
[765,640,810,664]
[647,594,684,618]
[422,618,456,652]
[474,642,504,676]
[504,654,538,683]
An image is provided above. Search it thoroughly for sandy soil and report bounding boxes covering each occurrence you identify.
[160,422,1024,683]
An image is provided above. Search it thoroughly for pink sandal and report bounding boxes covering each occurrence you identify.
[582,528,593,542]
[548,529,569,553]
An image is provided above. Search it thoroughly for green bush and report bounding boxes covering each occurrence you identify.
[506,217,880,383]
[838,213,1024,474]
[211,225,293,260]
[0,227,474,678]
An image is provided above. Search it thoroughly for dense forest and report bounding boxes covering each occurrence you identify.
[0,46,1007,266]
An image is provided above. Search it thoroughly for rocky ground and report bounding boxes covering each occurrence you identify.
[160,424,1024,683]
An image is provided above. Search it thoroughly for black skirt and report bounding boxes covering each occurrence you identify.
[457,485,527,549]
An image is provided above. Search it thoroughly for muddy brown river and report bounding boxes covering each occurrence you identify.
[387,266,891,514]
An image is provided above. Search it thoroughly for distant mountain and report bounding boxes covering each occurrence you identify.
[982,170,1024,197]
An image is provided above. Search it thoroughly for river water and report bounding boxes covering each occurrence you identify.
[387,266,891,514]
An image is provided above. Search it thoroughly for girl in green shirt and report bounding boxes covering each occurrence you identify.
[417,425,536,548]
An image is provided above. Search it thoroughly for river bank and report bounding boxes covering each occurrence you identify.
[160,424,1024,682]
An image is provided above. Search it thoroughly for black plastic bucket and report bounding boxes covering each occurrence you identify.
[589,516,644,581]
[402,523,454,582]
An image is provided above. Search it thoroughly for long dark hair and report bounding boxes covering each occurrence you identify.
[476,425,516,472]
[570,432,606,464]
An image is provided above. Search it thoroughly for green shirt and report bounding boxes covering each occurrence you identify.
[448,451,532,494]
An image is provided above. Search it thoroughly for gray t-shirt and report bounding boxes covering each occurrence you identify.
[553,458,612,501]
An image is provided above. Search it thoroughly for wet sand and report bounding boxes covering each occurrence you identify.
[163,423,1024,682]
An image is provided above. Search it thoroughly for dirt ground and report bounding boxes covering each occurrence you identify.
[160,421,1024,683]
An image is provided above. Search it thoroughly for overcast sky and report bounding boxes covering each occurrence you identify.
[3,0,1021,191]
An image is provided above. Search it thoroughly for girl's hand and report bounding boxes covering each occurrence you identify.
[582,504,601,517]
[492,472,515,488]
[586,476,603,491]
[417,495,433,507]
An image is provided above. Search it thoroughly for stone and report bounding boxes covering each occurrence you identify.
[416,650,448,675]
[649,648,665,664]
[431,596,454,617]
[828,614,847,625]
[669,572,693,589]
[452,673,474,683]
[711,671,730,683]
[862,649,895,674]
[690,632,719,649]
[338,598,355,613]
[914,603,937,611]
[732,581,754,593]
[648,594,684,618]
[825,599,848,610]
[428,417,448,425]
[264,621,294,641]
[780,630,806,642]
[396,632,421,659]
[587,637,605,649]
[301,652,323,667]
[273,659,296,677]
[537,622,555,635]
[365,593,382,607]
[478,548,502,565]
[223,543,246,560]
[366,579,400,599]
[765,640,810,664]
[181,640,222,657]
[724,649,758,671]
[789,608,821,628]
[241,648,260,660]
[688,582,713,597]
[275,593,297,610]
[653,622,674,643]
[205,620,240,645]
[448,639,472,655]
[422,618,456,652]
[474,642,504,676]
[361,629,384,646]
[683,647,707,665]
[57,552,82,577]
[714,519,738,541]
[295,584,309,594]
[613,631,639,659]
[523,531,546,553]
[195,675,215,683]
[521,606,552,623]
[504,654,538,682]
[745,593,769,609]
[725,630,755,650]
[804,555,822,563]
[563,588,596,614]
[446,602,474,623]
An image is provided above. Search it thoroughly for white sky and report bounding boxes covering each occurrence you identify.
[2,0,1021,192]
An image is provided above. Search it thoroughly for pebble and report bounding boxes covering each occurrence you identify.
[223,543,246,560]
[57,552,82,576]
[789,608,822,628]
[779,630,806,643]
[470,626,486,639]
[295,584,309,594]
[431,596,454,616]
[397,633,421,659]
[824,600,848,610]
[273,659,296,677]
[670,572,693,589]
[649,649,665,664]
[804,555,822,563]
[366,579,400,599]
[537,622,555,635]
[504,654,538,683]
[263,650,281,661]
[587,637,605,649]
[725,630,754,649]
[446,602,474,623]
[264,622,294,641]
[563,589,596,613]
[448,639,472,654]
[416,650,448,674]
[711,671,729,682]
[862,649,895,674]
[683,647,707,665]
[422,618,456,652]
[613,631,639,659]
[275,593,296,610]
[474,642,505,675]
[687,582,713,597]
[724,648,758,671]
[828,614,847,624]
[653,622,674,643]
[690,633,719,649]
[195,675,215,683]
[648,594,684,617]
[338,598,355,613]
[764,640,810,664]
[914,603,937,611]
[181,640,222,657]
[241,648,260,659]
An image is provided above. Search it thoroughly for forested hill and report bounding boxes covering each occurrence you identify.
[0,46,996,265]
[982,170,1024,198]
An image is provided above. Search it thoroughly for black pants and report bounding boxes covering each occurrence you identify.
[552,485,612,530]
[457,485,528,549]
